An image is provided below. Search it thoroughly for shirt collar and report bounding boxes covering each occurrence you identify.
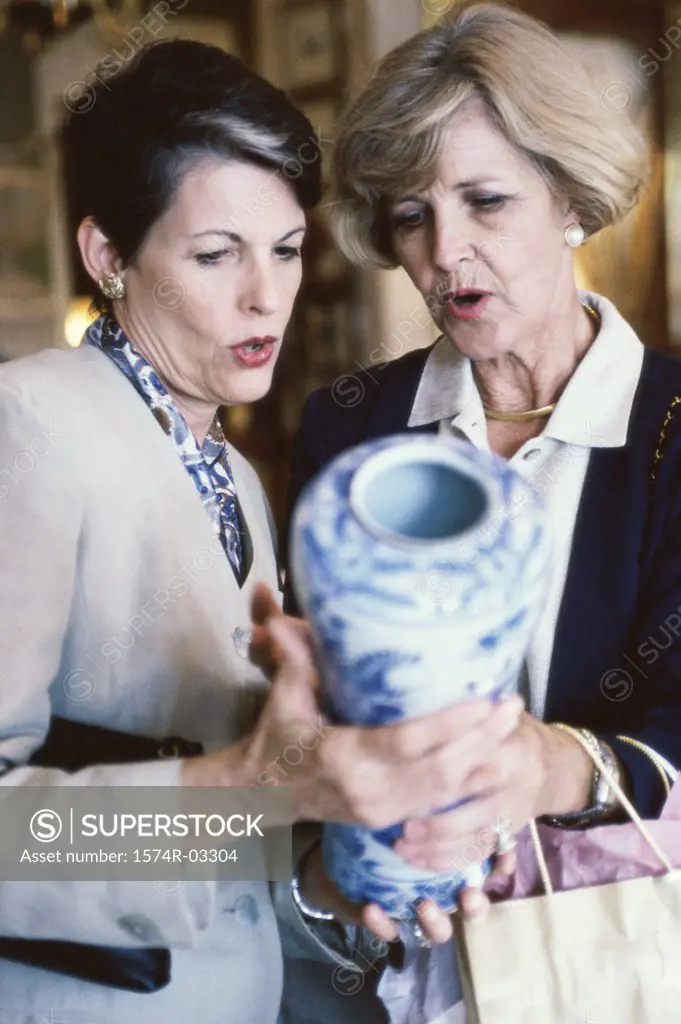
[407,291,644,449]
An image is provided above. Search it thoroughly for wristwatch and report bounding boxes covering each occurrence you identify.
[291,839,335,922]
[541,726,622,829]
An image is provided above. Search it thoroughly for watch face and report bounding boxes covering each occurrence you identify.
[594,741,621,809]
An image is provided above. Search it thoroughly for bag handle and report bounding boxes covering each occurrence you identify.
[616,734,678,796]
[529,725,674,897]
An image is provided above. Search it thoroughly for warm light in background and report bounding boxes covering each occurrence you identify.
[574,257,593,293]
[423,1,460,28]
[225,405,253,433]
[64,296,93,347]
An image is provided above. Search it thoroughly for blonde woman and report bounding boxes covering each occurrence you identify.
[287,3,681,1019]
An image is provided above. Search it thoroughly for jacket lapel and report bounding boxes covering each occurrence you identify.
[362,347,439,441]
[544,444,648,724]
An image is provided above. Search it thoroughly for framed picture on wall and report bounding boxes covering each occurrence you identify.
[303,299,353,372]
[298,97,340,185]
[156,16,241,56]
[0,164,54,358]
[299,97,338,145]
[0,166,50,306]
[279,0,345,93]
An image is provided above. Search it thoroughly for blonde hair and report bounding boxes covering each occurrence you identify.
[331,1,647,267]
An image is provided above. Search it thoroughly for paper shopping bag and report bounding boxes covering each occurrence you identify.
[456,729,681,1024]
[457,867,681,1024]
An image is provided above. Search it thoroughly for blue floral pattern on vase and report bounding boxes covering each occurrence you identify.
[290,434,550,918]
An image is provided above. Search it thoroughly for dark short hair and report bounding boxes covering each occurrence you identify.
[60,39,321,283]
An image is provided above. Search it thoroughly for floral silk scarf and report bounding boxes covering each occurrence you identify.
[85,314,245,583]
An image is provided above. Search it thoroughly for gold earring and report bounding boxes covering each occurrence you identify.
[564,224,585,248]
[98,272,126,300]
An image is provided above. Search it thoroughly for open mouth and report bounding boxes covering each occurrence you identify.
[230,337,277,368]
[446,291,491,319]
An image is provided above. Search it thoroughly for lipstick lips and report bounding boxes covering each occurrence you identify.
[445,289,492,321]
[230,336,278,369]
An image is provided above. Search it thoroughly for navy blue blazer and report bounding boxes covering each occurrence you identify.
[286,344,681,818]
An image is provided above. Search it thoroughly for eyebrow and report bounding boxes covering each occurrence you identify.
[188,226,306,243]
[391,180,505,204]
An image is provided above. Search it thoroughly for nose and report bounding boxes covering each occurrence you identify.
[431,209,476,275]
[240,257,280,317]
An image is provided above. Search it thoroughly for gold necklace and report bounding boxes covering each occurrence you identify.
[483,403,555,422]
[482,302,600,422]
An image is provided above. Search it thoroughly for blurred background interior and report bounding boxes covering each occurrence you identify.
[0,0,679,528]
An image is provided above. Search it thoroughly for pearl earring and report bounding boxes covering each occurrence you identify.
[564,224,585,248]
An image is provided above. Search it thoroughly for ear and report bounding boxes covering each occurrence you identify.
[76,217,124,286]
[561,198,578,230]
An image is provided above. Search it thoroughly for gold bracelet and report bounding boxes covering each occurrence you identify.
[544,723,621,827]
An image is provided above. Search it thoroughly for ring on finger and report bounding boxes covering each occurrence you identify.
[409,920,432,949]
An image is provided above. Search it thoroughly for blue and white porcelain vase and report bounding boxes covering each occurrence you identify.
[290,434,550,917]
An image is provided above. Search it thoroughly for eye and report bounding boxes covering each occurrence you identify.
[471,194,508,211]
[274,245,302,262]
[392,207,426,231]
[195,249,231,267]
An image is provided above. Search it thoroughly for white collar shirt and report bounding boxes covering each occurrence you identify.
[407,290,644,718]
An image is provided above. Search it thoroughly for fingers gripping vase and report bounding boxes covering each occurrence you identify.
[290,434,550,917]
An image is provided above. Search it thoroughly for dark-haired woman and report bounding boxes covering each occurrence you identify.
[0,39,520,1023]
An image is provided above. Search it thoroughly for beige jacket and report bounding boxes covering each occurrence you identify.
[0,344,330,1024]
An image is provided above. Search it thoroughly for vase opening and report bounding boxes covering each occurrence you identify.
[351,447,488,543]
